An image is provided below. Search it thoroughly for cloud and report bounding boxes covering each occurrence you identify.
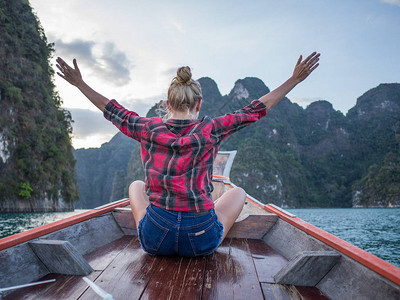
[162,67,177,76]
[170,20,186,34]
[54,39,96,65]
[67,95,164,148]
[54,39,132,86]
[73,133,117,149]
[381,0,400,6]
[68,108,118,138]
[290,96,323,108]
[99,42,132,86]
[122,94,166,117]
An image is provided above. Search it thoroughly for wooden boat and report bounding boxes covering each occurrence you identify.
[0,152,399,299]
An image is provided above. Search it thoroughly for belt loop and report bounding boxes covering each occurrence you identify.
[177,211,182,222]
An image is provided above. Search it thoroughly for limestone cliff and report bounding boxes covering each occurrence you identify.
[0,0,78,212]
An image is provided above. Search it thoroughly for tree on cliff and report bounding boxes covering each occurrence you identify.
[0,0,79,211]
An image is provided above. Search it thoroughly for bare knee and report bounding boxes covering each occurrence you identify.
[127,180,148,228]
[129,180,145,194]
[232,187,246,203]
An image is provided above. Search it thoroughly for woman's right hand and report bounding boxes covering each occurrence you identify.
[56,57,109,111]
[258,52,320,110]
[56,57,83,87]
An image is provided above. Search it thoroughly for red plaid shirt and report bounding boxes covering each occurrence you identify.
[104,99,267,212]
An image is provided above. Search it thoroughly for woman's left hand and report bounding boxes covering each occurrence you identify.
[292,52,320,83]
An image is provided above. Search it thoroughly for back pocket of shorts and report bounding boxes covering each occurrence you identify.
[188,221,222,256]
[139,214,169,252]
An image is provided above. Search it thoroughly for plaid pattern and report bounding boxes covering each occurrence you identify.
[104,99,267,212]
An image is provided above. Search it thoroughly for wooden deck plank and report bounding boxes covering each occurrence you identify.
[202,239,232,299]
[248,238,288,283]
[261,283,329,300]
[3,271,100,300]
[79,237,161,300]
[261,283,303,300]
[141,256,206,300]
[203,238,264,299]
[84,235,133,271]
[295,286,329,300]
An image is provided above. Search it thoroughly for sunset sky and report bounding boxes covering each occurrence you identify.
[29,0,400,149]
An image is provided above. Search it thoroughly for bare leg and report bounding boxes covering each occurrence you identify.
[129,180,150,229]
[214,187,246,241]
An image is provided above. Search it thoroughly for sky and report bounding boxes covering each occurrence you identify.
[29,0,400,149]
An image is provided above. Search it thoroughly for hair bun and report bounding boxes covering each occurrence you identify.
[176,66,192,86]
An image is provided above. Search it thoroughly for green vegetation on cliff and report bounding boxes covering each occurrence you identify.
[73,132,137,209]
[353,151,400,207]
[0,0,78,211]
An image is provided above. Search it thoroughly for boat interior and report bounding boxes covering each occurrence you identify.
[3,200,329,300]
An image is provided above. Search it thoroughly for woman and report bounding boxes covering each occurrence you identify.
[56,52,320,257]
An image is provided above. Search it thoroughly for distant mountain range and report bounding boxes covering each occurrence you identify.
[74,79,400,208]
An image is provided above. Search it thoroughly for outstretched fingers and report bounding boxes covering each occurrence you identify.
[56,58,69,77]
[292,51,320,82]
[55,57,83,86]
[304,52,320,69]
[73,58,79,70]
[300,52,320,74]
[56,57,71,72]
[304,51,317,63]
[309,62,319,73]
[296,55,303,66]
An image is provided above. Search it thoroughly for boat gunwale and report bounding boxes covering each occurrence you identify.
[0,199,130,251]
[264,204,400,286]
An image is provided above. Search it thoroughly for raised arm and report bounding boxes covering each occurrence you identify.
[56,57,109,111]
[259,52,320,110]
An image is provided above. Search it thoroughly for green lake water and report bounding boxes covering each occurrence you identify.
[287,208,400,267]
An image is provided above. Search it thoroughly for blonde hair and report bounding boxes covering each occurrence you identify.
[163,66,202,120]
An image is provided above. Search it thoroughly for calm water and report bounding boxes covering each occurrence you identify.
[0,208,399,267]
[287,208,400,267]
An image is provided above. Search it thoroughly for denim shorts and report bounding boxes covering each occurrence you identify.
[137,204,224,257]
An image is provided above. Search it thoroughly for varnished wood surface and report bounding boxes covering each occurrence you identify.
[203,238,265,299]
[5,272,101,300]
[79,237,160,300]
[141,256,206,300]
[84,235,134,271]
[5,236,328,300]
[227,214,278,239]
[248,238,289,283]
